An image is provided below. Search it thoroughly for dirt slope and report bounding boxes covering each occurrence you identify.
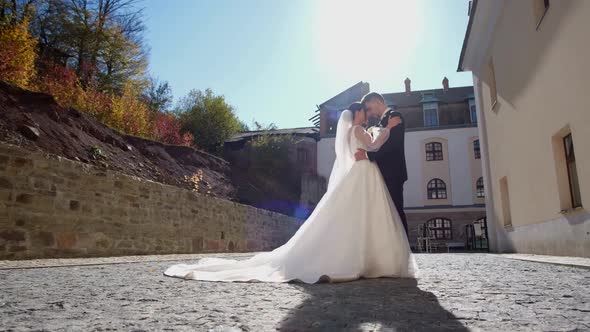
[0,81,236,199]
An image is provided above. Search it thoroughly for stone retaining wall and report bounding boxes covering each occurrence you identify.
[0,143,301,259]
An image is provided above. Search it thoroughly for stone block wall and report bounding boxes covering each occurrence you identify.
[0,143,301,260]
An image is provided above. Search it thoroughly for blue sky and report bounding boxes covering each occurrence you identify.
[145,0,473,129]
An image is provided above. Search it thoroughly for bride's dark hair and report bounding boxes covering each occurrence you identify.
[348,102,365,118]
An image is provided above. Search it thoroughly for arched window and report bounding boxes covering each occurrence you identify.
[476,177,485,198]
[427,179,447,199]
[426,218,452,239]
[425,142,443,161]
[473,139,481,159]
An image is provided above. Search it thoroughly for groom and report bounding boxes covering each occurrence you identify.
[355,92,408,235]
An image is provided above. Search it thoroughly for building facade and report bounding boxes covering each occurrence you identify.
[224,128,321,218]
[224,127,320,175]
[314,80,486,249]
[459,0,589,257]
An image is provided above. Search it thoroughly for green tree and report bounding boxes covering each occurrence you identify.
[238,120,250,132]
[145,77,173,114]
[248,134,297,179]
[97,25,148,93]
[176,88,243,153]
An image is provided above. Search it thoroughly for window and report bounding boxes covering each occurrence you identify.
[469,99,477,123]
[426,218,452,240]
[425,142,443,161]
[488,59,498,108]
[564,134,582,208]
[533,0,550,29]
[427,179,447,200]
[423,102,439,127]
[476,177,485,198]
[473,139,481,159]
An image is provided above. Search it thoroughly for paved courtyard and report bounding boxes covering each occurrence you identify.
[0,253,589,331]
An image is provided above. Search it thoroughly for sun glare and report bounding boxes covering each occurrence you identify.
[313,0,423,82]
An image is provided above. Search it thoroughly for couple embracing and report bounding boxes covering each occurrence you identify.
[165,92,417,283]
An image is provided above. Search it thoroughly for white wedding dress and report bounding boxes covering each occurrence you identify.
[165,110,416,283]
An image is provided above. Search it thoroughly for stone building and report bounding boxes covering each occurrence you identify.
[224,127,324,218]
[458,0,589,256]
[224,127,319,175]
[314,80,486,250]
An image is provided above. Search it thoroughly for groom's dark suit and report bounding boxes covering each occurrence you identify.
[367,109,408,235]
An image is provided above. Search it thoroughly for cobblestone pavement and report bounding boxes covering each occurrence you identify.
[1,253,589,331]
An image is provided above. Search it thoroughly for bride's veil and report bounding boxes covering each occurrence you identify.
[327,109,355,192]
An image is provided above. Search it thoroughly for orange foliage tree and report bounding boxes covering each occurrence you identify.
[0,2,238,148]
[0,19,37,88]
[38,62,84,107]
[153,113,194,146]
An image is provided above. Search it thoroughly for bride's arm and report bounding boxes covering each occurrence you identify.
[353,126,390,152]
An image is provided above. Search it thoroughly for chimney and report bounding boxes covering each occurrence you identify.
[404,78,411,96]
[442,77,449,91]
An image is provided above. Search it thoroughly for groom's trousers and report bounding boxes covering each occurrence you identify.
[388,183,408,236]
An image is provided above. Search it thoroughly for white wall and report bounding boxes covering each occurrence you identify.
[405,127,481,207]
[317,127,481,208]
[463,0,590,256]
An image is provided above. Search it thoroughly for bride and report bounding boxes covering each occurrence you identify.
[165,102,417,283]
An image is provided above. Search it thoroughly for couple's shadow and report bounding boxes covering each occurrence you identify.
[278,278,468,331]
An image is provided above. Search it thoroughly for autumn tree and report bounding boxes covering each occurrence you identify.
[176,89,243,153]
[0,0,37,88]
[33,0,148,93]
[0,0,38,25]
[0,0,223,149]
[108,83,150,137]
[153,113,193,146]
[0,19,37,88]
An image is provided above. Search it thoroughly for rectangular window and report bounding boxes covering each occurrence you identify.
[427,218,452,240]
[533,0,550,29]
[476,178,485,198]
[488,59,498,109]
[473,140,481,159]
[564,134,582,208]
[425,142,443,161]
[423,103,439,127]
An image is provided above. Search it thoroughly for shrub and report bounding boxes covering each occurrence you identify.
[153,113,194,146]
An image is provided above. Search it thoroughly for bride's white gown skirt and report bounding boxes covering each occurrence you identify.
[165,160,417,283]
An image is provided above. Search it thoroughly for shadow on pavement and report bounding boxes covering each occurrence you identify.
[278,278,469,331]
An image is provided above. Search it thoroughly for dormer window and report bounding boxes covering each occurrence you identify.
[423,102,439,127]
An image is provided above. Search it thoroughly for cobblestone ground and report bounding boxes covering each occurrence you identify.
[1,253,589,332]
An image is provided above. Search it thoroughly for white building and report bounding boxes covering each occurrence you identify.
[314,80,487,249]
[458,0,589,257]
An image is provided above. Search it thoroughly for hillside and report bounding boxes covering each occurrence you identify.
[0,81,236,200]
